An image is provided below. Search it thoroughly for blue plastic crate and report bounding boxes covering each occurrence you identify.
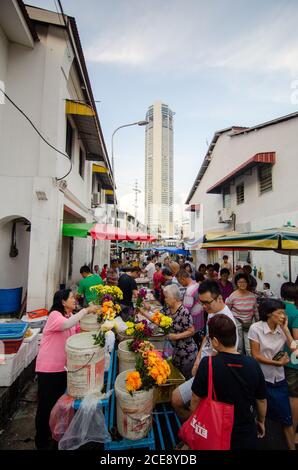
[0,322,29,340]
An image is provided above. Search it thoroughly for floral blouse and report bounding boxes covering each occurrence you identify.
[170,304,198,379]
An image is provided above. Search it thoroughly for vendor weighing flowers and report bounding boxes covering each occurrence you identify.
[35,289,98,450]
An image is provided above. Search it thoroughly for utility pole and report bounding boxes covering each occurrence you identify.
[132,179,141,228]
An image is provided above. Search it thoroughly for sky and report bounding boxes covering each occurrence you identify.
[26,0,298,223]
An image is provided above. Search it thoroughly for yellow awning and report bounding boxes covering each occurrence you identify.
[65,99,104,162]
[92,164,108,174]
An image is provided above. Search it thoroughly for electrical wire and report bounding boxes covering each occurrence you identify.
[0,88,72,180]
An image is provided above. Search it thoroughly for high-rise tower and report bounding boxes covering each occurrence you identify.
[145,101,174,237]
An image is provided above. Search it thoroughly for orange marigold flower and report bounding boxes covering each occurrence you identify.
[126,371,142,392]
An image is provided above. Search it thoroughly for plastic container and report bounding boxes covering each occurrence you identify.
[153,360,185,404]
[79,314,101,332]
[0,323,29,354]
[21,315,48,332]
[27,309,48,320]
[0,343,27,386]
[66,332,105,399]
[0,287,22,314]
[23,328,40,367]
[0,323,28,339]
[115,369,153,440]
[118,340,136,373]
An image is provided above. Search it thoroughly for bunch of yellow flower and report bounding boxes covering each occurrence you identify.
[151,311,173,334]
[89,285,123,303]
[126,371,142,392]
[125,321,135,336]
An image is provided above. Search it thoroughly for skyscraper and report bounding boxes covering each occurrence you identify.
[145,101,174,237]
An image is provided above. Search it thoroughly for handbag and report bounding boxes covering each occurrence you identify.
[178,356,234,450]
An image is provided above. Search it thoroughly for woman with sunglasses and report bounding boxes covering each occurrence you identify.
[226,273,258,355]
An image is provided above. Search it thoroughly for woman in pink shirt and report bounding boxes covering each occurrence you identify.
[35,289,98,449]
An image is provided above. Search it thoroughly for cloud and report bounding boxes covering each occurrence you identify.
[84,1,298,78]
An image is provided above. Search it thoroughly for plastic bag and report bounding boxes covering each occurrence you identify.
[58,392,112,450]
[49,394,75,442]
[163,339,173,359]
[105,330,115,353]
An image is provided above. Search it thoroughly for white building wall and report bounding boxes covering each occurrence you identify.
[0,19,105,310]
[189,118,298,293]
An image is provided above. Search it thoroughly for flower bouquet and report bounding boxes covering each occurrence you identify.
[135,288,147,308]
[126,349,171,393]
[128,339,154,353]
[125,319,153,340]
[90,285,123,304]
[151,311,173,335]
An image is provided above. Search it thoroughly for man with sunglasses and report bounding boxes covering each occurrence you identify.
[171,280,238,420]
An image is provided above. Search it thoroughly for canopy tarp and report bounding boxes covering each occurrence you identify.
[62,223,94,238]
[201,227,298,250]
[90,224,156,242]
[154,247,191,256]
[201,226,298,282]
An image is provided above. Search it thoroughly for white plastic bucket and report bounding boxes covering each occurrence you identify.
[115,369,153,440]
[79,313,101,332]
[118,340,136,373]
[66,332,105,398]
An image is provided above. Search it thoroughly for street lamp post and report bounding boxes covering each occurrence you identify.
[111,120,148,254]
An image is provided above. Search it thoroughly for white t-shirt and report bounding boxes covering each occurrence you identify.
[145,262,155,282]
[201,305,238,359]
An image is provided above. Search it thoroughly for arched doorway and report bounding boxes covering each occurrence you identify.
[0,215,31,315]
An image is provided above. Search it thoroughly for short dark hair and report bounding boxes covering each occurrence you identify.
[223,255,228,260]
[155,262,162,268]
[213,263,220,273]
[243,264,252,273]
[280,282,298,301]
[176,269,190,280]
[80,265,91,274]
[198,280,220,297]
[263,282,270,289]
[220,268,230,276]
[208,314,237,347]
[111,259,118,265]
[147,255,152,262]
[206,264,214,270]
[130,266,141,273]
[162,268,172,277]
[195,271,205,283]
[49,289,72,317]
[258,298,285,322]
[199,264,207,271]
[235,272,249,285]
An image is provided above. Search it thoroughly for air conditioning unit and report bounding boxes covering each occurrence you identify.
[92,193,101,207]
[218,208,233,223]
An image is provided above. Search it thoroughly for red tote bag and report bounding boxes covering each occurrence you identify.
[179,356,234,450]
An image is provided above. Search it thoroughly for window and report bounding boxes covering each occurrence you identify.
[236,183,245,205]
[65,119,73,159]
[259,166,272,194]
[79,148,85,179]
[223,185,231,208]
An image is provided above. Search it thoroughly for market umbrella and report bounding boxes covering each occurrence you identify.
[201,226,298,281]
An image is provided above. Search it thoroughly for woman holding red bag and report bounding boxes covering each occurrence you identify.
[186,315,267,450]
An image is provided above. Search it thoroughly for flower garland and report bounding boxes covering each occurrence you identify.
[126,349,171,393]
[151,311,173,334]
